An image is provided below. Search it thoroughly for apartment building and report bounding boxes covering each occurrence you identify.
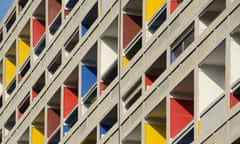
[0,0,240,143]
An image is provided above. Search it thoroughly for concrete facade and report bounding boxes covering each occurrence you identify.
[0,0,240,143]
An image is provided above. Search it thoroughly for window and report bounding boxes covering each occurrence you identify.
[170,23,194,63]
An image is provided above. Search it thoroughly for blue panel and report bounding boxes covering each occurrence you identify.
[81,65,97,97]
[177,129,194,144]
[100,124,111,138]
[81,25,88,36]
[63,125,71,136]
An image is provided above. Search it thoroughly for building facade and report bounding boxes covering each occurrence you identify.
[0,0,240,143]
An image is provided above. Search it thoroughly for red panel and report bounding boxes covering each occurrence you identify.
[64,87,78,118]
[170,98,193,138]
[170,0,180,14]
[18,111,23,119]
[32,89,38,100]
[145,75,153,90]
[32,18,45,47]
[123,14,142,48]
[100,82,107,94]
[48,108,60,137]
[230,93,240,108]
[48,0,61,24]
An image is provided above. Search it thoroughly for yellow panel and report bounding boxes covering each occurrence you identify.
[198,120,201,137]
[5,59,16,87]
[122,56,130,68]
[146,0,166,22]
[32,127,44,144]
[18,39,30,67]
[145,123,166,144]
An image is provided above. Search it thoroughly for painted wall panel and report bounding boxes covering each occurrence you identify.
[198,65,225,113]
[47,108,60,137]
[123,14,141,48]
[32,19,45,47]
[32,127,44,144]
[5,59,16,87]
[18,39,30,68]
[64,87,78,118]
[170,0,180,14]
[230,93,240,108]
[48,0,61,25]
[146,0,166,22]
[145,123,166,144]
[122,56,129,68]
[81,65,97,97]
[101,38,118,77]
[170,98,193,138]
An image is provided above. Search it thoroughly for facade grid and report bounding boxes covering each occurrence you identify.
[0,0,240,143]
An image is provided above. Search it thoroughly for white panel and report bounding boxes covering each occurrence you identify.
[100,37,118,77]
[198,65,225,113]
[230,37,240,84]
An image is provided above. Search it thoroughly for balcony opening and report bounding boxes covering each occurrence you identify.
[0,61,3,98]
[64,0,79,18]
[170,22,194,63]
[47,89,61,139]
[18,0,29,13]
[48,51,62,77]
[123,0,142,49]
[18,93,30,119]
[48,130,60,144]
[32,73,45,100]
[5,42,17,97]
[81,43,97,110]
[18,21,31,82]
[49,13,62,35]
[64,28,79,57]
[147,5,166,39]
[230,25,240,85]
[63,107,78,136]
[145,99,166,144]
[231,85,240,108]
[32,110,44,144]
[81,128,97,144]
[100,18,118,92]
[170,72,194,138]
[122,123,141,144]
[122,79,142,111]
[17,128,29,144]
[81,2,98,36]
[32,0,46,49]
[0,28,3,43]
[5,9,16,32]
[4,111,16,136]
[145,51,166,90]
[199,0,225,34]
[63,68,78,136]
[198,41,225,114]
[175,128,194,144]
[100,105,118,139]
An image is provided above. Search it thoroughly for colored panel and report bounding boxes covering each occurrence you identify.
[170,99,193,138]
[230,93,240,108]
[48,0,61,25]
[170,0,181,14]
[47,108,60,137]
[63,125,71,136]
[32,89,38,100]
[146,0,166,22]
[178,129,194,144]
[81,65,97,97]
[82,24,88,36]
[122,56,129,68]
[145,123,166,144]
[145,75,153,90]
[198,120,201,137]
[18,39,30,67]
[32,127,44,144]
[64,87,78,118]
[5,59,16,87]
[123,14,142,48]
[32,19,45,47]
